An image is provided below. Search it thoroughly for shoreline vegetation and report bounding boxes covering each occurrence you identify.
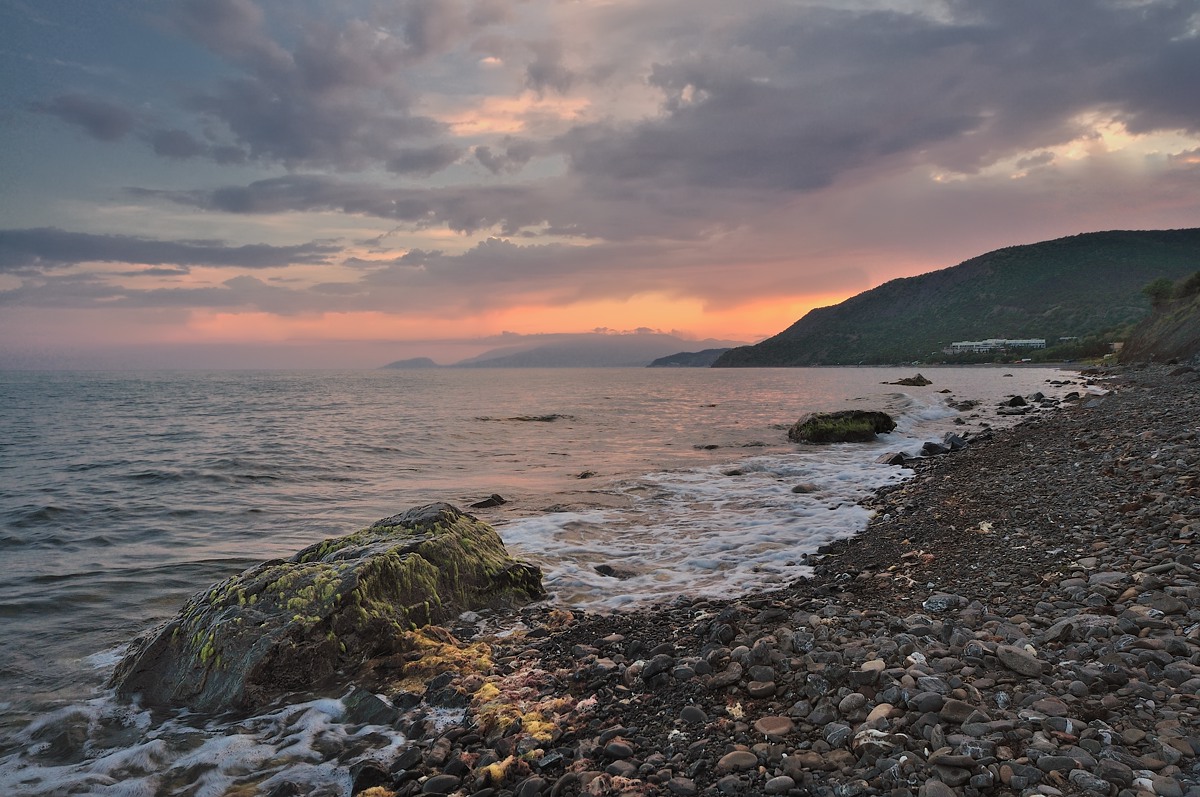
[321,363,1200,797]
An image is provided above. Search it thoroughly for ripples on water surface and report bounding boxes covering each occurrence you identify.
[0,366,1070,794]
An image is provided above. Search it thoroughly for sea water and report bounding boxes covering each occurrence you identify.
[0,366,1072,795]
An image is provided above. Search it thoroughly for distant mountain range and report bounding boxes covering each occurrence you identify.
[383,333,746,369]
[714,229,1200,367]
[648,348,733,367]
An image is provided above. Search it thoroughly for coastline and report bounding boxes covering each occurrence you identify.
[371,363,1200,797]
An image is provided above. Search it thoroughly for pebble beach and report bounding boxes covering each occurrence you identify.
[353,362,1200,797]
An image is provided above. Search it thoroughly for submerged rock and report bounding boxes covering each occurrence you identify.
[111,503,544,713]
[788,410,897,444]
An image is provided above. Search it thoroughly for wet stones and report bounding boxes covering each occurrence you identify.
[995,644,1044,677]
[337,366,1200,797]
[752,716,793,740]
[715,750,758,773]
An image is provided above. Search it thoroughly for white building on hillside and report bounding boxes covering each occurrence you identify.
[946,338,1046,354]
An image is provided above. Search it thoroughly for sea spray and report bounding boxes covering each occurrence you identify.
[0,366,1077,795]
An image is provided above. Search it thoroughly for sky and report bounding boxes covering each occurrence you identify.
[1,0,1199,368]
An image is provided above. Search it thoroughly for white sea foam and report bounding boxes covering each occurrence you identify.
[0,691,407,797]
[500,447,909,608]
[84,645,128,671]
[499,375,1070,610]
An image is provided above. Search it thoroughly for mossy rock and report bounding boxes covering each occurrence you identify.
[110,503,544,714]
[788,410,897,444]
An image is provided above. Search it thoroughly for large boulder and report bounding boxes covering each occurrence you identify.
[111,503,544,714]
[788,410,897,444]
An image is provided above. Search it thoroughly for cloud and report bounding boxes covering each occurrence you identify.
[131,176,565,236]
[35,0,1200,197]
[158,0,522,171]
[10,0,1200,345]
[525,39,573,94]
[116,266,192,277]
[544,0,1200,195]
[0,228,340,272]
[386,144,465,175]
[132,167,779,242]
[473,139,538,174]
[149,128,206,159]
[32,93,136,141]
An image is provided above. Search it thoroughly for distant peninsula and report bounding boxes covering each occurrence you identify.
[647,348,733,367]
[715,228,1200,367]
[381,357,440,369]
[383,333,745,369]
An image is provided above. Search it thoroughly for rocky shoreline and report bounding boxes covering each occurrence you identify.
[343,364,1200,797]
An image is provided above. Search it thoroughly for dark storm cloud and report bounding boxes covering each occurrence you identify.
[0,271,311,314]
[0,228,340,272]
[0,273,131,308]
[131,172,751,242]
[525,40,573,95]
[149,128,206,159]
[116,266,192,277]
[32,93,136,141]
[386,144,465,176]
[132,176,553,235]
[557,0,1200,190]
[118,0,1199,246]
[473,139,539,174]
[159,0,519,171]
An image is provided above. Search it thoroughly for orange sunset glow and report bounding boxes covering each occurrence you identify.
[182,293,837,347]
[2,1,1198,369]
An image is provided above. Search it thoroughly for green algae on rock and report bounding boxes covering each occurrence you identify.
[787,410,897,444]
[110,503,545,714]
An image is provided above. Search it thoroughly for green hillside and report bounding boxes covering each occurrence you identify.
[714,229,1200,367]
[1120,271,1200,363]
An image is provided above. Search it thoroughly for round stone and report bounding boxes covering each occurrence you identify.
[515,775,547,797]
[605,740,634,759]
[823,722,852,747]
[422,774,462,794]
[865,702,895,723]
[753,716,795,740]
[996,645,1043,676]
[838,692,868,714]
[746,680,776,698]
[667,777,698,796]
[919,781,957,797]
[716,750,759,773]
[764,775,796,794]
[910,691,945,713]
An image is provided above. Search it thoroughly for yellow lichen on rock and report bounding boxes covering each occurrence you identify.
[388,625,493,694]
[110,503,544,713]
[481,754,517,785]
[355,788,398,797]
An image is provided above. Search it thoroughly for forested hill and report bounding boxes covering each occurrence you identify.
[1120,272,1200,364]
[714,229,1200,367]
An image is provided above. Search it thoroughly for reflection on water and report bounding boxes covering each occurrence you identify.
[0,365,1071,794]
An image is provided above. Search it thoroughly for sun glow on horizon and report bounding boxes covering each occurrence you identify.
[178,291,851,346]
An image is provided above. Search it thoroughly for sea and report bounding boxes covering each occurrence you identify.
[0,365,1074,796]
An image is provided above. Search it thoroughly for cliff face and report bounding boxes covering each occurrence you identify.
[714,229,1200,367]
[1121,277,1200,364]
